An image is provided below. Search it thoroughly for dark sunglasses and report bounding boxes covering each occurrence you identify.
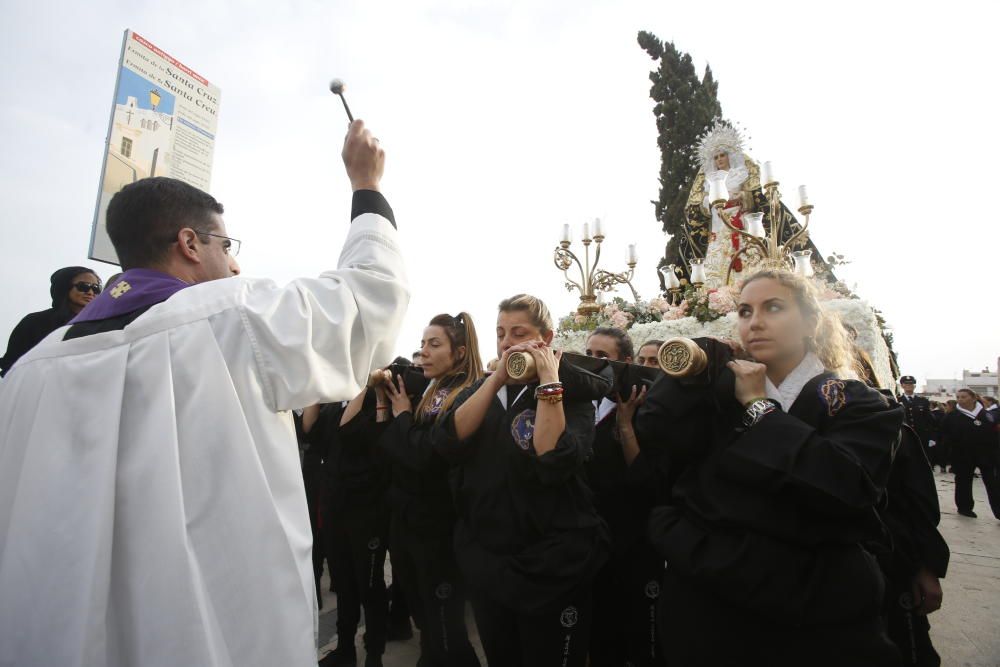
[73,282,102,295]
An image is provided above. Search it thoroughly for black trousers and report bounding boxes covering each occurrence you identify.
[324,503,390,656]
[953,447,1000,518]
[471,584,593,667]
[389,516,479,666]
[589,541,666,666]
[657,568,901,667]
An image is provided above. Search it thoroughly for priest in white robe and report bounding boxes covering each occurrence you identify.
[0,120,409,667]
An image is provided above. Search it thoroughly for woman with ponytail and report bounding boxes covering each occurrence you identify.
[377,312,483,666]
[638,269,904,666]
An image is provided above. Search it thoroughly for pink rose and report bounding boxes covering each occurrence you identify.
[610,311,630,329]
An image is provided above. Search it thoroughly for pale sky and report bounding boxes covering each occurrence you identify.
[1,0,996,386]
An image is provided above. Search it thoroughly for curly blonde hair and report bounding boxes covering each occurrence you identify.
[740,269,860,380]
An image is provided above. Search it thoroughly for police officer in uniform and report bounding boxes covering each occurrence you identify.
[898,376,936,452]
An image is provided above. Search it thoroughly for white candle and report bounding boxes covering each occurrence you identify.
[593,217,603,238]
[798,185,810,207]
[561,224,571,244]
[744,212,766,238]
[690,259,707,285]
[761,161,776,186]
[664,266,680,289]
[583,222,590,241]
[708,171,729,203]
[627,244,637,264]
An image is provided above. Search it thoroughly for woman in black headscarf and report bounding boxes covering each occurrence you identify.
[0,266,101,376]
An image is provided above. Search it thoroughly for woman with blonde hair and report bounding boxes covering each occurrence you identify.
[638,269,904,666]
[377,313,484,666]
[432,294,610,667]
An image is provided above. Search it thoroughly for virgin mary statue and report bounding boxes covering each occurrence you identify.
[678,122,828,288]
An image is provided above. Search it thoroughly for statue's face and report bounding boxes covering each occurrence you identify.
[714,152,730,171]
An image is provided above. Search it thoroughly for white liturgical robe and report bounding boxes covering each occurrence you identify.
[0,211,408,667]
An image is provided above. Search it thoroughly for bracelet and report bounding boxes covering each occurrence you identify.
[537,392,564,405]
[743,399,779,428]
[376,406,390,412]
[535,383,564,399]
[743,396,770,408]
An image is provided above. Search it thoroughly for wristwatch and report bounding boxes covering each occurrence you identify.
[743,398,780,428]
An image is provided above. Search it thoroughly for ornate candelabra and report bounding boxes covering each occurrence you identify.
[554,219,640,315]
[706,162,815,284]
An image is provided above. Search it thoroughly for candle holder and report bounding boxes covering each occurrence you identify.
[714,176,814,283]
[554,221,641,315]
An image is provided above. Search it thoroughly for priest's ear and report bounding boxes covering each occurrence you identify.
[176,228,205,264]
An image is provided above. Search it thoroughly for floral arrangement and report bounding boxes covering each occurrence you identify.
[553,275,897,389]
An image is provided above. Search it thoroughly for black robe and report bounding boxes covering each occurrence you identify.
[637,357,903,627]
[306,394,390,512]
[432,365,611,615]
[0,305,74,376]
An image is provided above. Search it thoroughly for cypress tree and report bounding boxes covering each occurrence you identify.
[637,31,722,285]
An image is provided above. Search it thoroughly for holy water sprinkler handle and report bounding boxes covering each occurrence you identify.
[328,79,354,123]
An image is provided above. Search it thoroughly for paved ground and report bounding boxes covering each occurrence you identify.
[318,472,1000,666]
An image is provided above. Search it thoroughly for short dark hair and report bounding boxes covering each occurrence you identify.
[956,388,978,400]
[640,339,664,351]
[589,326,634,361]
[106,177,224,269]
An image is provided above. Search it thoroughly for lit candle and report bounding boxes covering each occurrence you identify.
[690,258,707,285]
[627,244,637,264]
[798,185,810,208]
[593,217,604,238]
[561,224,571,244]
[761,161,776,186]
[583,222,591,241]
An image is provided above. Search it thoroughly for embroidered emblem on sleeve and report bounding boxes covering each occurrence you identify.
[425,388,450,418]
[510,409,537,451]
[819,379,847,417]
[560,606,579,628]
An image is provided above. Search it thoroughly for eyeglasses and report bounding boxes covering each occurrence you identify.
[73,282,102,295]
[196,230,242,257]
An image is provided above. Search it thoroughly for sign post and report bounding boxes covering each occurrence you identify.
[89,30,221,265]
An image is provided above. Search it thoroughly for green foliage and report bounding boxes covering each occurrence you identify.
[637,31,723,277]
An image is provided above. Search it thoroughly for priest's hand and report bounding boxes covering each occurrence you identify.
[342,119,384,192]
[727,359,768,406]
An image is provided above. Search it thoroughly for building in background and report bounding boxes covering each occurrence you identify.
[921,362,1000,400]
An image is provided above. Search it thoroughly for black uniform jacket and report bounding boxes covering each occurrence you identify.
[432,364,612,614]
[939,408,1000,455]
[585,402,658,556]
[881,424,950,580]
[378,403,459,540]
[899,394,936,444]
[306,393,390,512]
[637,363,903,627]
